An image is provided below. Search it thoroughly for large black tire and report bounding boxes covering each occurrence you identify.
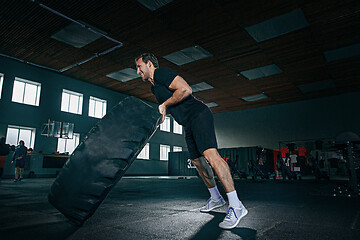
[48,96,161,226]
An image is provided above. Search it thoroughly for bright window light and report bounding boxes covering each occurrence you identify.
[89,96,107,119]
[173,146,182,152]
[137,143,150,160]
[0,73,4,99]
[160,116,171,132]
[57,133,80,154]
[11,77,41,106]
[160,144,170,161]
[6,125,36,149]
[173,120,182,134]
[61,89,83,115]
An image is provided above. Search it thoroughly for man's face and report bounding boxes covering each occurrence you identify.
[136,58,150,81]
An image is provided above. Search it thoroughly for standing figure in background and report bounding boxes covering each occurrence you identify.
[0,137,11,180]
[11,140,27,182]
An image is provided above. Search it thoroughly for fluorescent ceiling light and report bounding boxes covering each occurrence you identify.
[298,81,335,93]
[51,21,106,48]
[206,102,219,108]
[163,45,213,66]
[324,43,360,62]
[240,64,283,80]
[241,93,268,102]
[106,68,139,82]
[191,82,214,92]
[245,8,309,42]
[137,0,173,11]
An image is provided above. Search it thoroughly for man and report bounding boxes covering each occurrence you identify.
[11,140,27,182]
[135,53,248,229]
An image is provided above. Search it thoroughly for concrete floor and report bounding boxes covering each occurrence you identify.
[0,177,360,240]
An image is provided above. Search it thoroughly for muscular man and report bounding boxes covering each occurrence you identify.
[135,53,248,229]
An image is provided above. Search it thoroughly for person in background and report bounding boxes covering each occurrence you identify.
[11,140,27,182]
[0,137,11,180]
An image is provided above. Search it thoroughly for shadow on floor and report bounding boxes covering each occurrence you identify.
[189,212,257,240]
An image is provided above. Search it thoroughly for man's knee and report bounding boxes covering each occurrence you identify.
[203,148,220,164]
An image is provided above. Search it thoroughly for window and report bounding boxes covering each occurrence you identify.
[89,96,107,119]
[160,116,170,132]
[57,133,80,154]
[6,125,36,149]
[0,73,4,99]
[173,120,183,134]
[137,143,149,160]
[11,77,41,106]
[173,146,182,152]
[160,144,170,161]
[61,89,83,115]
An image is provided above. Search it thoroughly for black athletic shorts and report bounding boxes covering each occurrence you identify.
[185,107,218,160]
[15,159,25,168]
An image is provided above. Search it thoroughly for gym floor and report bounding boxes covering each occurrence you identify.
[0,177,359,240]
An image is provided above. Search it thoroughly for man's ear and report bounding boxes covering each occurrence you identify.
[147,61,153,68]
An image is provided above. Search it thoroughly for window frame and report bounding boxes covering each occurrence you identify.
[61,89,83,115]
[137,143,150,160]
[160,144,170,161]
[6,125,36,149]
[160,116,171,132]
[89,96,107,119]
[173,119,183,134]
[11,77,41,106]
[0,73,4,99]
[56,133,80,154]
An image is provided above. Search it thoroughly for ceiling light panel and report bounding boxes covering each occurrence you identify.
[298,81,336,93]
[206,102,219,108]
[323,43,360,62]
[51,22,106,48]
[163,45,213,66]
[106,68,139,82]
[137,0,174,11]
[240,64,283,80]
[191,82,214,93]
[241,93,268,102]
[245,8,309,42]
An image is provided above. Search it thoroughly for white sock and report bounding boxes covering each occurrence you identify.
[208,186,221,200]
[226,190,241,208]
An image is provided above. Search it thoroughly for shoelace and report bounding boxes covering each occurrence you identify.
[225,207,238,220]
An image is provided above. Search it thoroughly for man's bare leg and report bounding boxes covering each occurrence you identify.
[193,156,226,212]
[203,148,234,193]
[203,148,248,229]
[192,156,216,188]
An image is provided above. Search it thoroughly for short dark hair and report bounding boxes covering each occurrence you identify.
[135,53,159,68]
[19,140,24,145]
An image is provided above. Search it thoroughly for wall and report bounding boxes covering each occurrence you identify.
[213,92,360,149]
[0,56,187,178]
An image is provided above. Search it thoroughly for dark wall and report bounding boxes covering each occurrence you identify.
[213,92,360,149]
[0,56,187,177]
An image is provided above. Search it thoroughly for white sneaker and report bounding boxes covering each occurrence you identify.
[219,205,248,230]
[200,196,226,213]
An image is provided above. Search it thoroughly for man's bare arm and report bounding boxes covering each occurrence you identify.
[158,75,192,122]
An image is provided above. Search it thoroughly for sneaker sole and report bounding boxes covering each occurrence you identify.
[200,201,226,213]
[219,208,248,230]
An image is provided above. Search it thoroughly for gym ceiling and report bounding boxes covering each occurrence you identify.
[1,0,359,113]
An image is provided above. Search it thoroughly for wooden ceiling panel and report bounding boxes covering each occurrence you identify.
[0,0,358,113]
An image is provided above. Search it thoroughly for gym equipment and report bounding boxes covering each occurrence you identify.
[48,96,161,226]
[249,147,276,180]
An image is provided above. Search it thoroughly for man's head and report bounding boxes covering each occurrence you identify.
[19,140,24,146]
[135,53,159,82]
